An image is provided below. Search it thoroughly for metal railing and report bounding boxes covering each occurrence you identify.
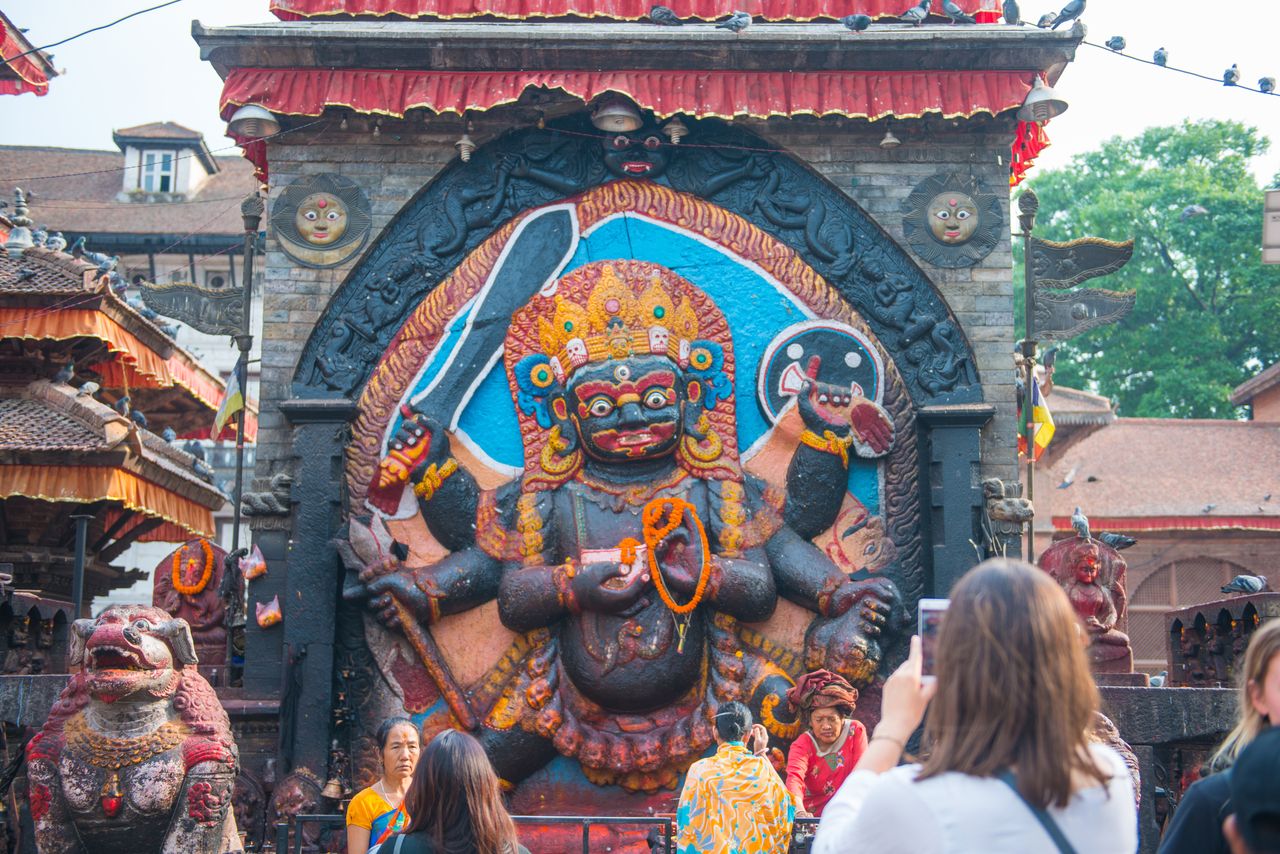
[271,813,820,853]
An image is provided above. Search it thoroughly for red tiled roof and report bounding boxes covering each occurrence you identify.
[0,146,256,235]
[1231,362,1280,407]
[114,121,204,140]
[1038,418,1280,533]
[0,397,108,452]
[1047,385,1115,427]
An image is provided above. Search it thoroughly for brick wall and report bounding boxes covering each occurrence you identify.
[253,112,1019,487]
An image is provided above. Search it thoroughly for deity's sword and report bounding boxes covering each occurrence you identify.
[359,205,579,728]
[368,204,579,517]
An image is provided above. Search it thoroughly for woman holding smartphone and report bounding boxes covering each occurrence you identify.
[813,558,1137,854]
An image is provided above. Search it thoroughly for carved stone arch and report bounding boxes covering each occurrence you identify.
[294,113,982,413]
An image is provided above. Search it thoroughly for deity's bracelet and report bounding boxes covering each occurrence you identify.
[798,428,854,467]
[554,558,579,613]
[412,457,459,500]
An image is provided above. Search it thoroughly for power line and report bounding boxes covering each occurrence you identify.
[1082,40,1278,97]
[0,0,186,65]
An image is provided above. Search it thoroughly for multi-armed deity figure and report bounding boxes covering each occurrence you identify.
[347,258,901,792]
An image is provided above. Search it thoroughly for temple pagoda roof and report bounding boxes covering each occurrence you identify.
[0,10,56,97]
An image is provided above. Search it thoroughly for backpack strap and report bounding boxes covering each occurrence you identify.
[996,769,1078,854]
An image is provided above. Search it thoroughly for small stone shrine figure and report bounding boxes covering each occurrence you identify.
[153,538,229,666]
[1039,525,1133,674]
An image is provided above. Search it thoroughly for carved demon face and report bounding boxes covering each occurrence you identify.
[566,355,685,463]
[926,192,979,244]
[601,126,671,180]
[71,605,196,703]
[295,192,349,245]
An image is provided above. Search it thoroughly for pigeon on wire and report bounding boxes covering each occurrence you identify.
[1002,0,1019,24]
[161,426,178,442]
[1181,204,1209,221]
[841,13,872,31]
[1098,532,1137,551]
[942,0,974,24]
[1071,507,1091,541]
[1224,64,1240,86]
[1050,0,1084,29]
[1036,12,1055,27]
[648,5,683,25]
[1221,574,1271,595]
[715,10,752,31]
[1105,35,1125,51]
[1261,77,1276,94]
[54,363,74,384]
[1153,47,1168,66]
[901,0,930,26]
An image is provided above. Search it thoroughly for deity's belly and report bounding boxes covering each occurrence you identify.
[60,751,182,852]
[560,597,705,713]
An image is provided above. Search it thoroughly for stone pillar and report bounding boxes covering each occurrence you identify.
[918,404,995,597]
[273,398,357,777]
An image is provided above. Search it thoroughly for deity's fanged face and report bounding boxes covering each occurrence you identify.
[295,192,348,245]
[601,127,671,180]
[926,192,979,244]
[567,355,684,463]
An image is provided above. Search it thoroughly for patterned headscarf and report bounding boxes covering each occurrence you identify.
[786,669,859,716]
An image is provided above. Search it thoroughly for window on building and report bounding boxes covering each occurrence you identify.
[1130,557,1247,673]
[140,151,175,193]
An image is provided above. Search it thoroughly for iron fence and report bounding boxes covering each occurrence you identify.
[271,813,821,853]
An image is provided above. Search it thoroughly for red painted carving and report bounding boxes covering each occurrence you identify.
[29,782,51,821]
[1040,535,1134,673]
[153,539,229,665]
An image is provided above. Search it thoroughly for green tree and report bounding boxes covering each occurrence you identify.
[1013,119,1280,418]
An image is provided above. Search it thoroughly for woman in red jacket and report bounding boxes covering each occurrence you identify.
[785,670,868,818]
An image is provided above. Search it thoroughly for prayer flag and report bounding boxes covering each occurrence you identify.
[214,355,247,438]
[1018,376,1055,462]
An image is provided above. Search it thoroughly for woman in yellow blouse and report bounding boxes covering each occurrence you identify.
[346,717,421,853]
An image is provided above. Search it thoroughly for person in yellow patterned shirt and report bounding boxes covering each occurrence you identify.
[676,701,795,854]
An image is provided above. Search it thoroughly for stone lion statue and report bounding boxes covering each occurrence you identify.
[25,605,241,853]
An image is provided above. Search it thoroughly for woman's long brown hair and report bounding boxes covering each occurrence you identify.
[402,729,519,854]
[917,558,1110,809]
[1210,619,1280,770]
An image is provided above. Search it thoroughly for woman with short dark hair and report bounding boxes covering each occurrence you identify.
[385,729,527,854]
[814,559,1137,853]
[675,701,794,853]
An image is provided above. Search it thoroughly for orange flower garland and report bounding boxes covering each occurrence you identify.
[640,497,712,616]
[172,539,215,596]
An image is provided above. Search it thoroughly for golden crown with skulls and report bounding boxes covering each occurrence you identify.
[536,263,702,382]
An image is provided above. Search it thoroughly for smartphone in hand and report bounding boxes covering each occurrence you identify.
[917,598,950,686]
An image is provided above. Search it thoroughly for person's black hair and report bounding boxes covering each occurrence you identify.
[714,701,752,743]
[376,716,419,751]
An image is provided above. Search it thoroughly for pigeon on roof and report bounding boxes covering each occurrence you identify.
[841,13,872,31]
[715,10,751,31]
[901,0,931,26]
[1071,506,1090,541]
[648,5,683,25]
[1221,574,1270,595]
[1003,0,1020,24]
[1051,0,1084,29]
[941,0,975,23]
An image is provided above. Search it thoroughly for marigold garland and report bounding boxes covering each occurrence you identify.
[172,539,215,596]
[640,497,712,616]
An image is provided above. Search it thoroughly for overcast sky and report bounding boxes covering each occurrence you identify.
[1,0,1277,184]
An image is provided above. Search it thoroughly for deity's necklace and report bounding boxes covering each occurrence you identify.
[638,496,712,654]
[64,713,190,818]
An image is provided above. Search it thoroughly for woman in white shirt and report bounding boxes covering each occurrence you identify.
[814,558,1138,854]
